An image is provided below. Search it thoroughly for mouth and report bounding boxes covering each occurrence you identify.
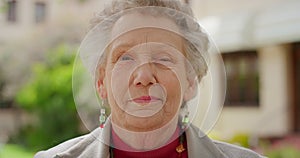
[124,95,165,117]
[131,96,162,104]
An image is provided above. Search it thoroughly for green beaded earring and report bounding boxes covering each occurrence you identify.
[181,105,189,130]
[99,100,107,128]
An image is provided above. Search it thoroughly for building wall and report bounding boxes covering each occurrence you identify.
[0,0,105,137]
[191,0,285,19]
[190,0,297,138]
[204,43,293,138]
[0,0,106,94]
[258,44,293,136]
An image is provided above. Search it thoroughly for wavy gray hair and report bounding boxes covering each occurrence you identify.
[90,0,209,82]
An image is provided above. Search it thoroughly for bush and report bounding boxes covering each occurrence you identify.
[0,144,35,158]
[228,133,250,148]
[265,146,300,158]
[13,44,82,151]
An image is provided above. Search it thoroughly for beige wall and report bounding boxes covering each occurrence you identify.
[0,0,104,42]
[258,44,293,136]
[211,44,293,138]
[191,0,285,19]
[189,0,296,138]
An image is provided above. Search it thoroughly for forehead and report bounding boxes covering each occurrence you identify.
[110,12,184,53]
[111,28,183,52]
[111,12,181,39]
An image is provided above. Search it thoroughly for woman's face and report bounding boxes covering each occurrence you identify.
[99,13,195,132]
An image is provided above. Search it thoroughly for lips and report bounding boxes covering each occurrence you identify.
[131,96,161,104]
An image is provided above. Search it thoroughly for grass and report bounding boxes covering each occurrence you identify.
[0,144,35,158]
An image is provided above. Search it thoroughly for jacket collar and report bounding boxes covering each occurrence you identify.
[57,119,227,158]
[186,124,228,158]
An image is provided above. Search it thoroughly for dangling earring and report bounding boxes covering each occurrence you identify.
[181,104,190,130]
[99,99,107,128]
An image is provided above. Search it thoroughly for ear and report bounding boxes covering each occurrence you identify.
[183,77,197,101]
[96,67,107,99]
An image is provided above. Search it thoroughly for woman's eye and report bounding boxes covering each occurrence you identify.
[157,56,173,63]
[119,54,133,61]
[159,57,172,62]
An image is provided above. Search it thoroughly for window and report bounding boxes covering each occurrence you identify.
[7,0,17,22]
[35,2,46,23]
[222,51,259,106]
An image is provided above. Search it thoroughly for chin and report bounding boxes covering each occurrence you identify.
[124,115,167,132]
[124,115,178,132]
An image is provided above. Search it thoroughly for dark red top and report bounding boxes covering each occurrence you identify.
[110,128,188,158]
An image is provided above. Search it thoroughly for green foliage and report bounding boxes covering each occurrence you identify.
[228,133,250,148]
[0,0,8,13]
[13,44,82,151]
[265,146,300,158]
[0,144,34,158]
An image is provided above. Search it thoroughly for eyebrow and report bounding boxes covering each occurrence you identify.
[110,42,133,52]
[112,41,180,51]
[109,33,184,60]
[109,42,134,60]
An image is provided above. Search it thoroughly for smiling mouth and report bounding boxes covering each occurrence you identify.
[131,96,162,104]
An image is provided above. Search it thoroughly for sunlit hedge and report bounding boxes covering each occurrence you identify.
[13,44,82,151]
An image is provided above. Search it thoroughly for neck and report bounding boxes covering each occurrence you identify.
[111,116,179,151]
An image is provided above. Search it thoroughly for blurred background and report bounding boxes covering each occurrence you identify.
[0,0,299,157]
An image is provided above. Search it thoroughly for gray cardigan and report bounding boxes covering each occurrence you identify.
[34,122,265,158]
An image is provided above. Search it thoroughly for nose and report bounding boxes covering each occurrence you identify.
[132,63,157,87]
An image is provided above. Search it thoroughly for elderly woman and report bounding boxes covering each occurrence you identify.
[35,0,264,158]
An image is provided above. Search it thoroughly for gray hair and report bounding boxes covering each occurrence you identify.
[90,0,209,82]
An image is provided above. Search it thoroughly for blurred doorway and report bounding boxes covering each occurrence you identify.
[293,42,300,132]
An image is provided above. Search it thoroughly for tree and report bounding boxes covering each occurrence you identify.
[14,44,82,151]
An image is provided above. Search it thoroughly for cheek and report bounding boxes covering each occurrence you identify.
[109,66,132,106]
[160,72,183,113]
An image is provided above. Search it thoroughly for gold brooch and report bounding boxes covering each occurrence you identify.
[176,144,185,153]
